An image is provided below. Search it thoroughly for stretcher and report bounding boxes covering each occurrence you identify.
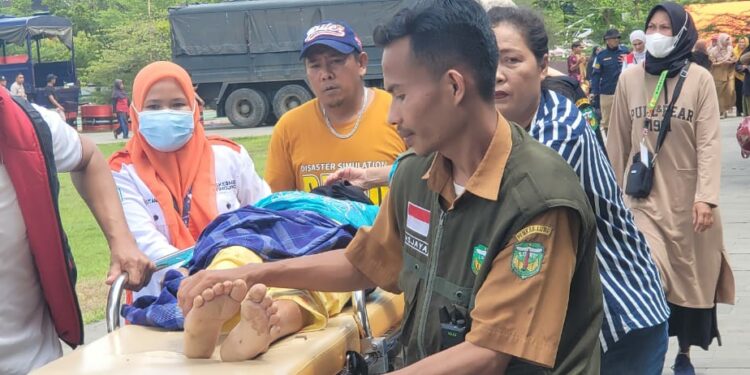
[34,249,405,375]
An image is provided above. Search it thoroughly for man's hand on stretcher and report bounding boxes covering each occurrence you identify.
[325,166,391,190]
[70,134,156,291]
[177,249,375,315]
[106,238,155,291]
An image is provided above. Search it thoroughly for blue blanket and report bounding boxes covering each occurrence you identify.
[123,205,364,330]
[186,206,357,272]
[122,269,185,330]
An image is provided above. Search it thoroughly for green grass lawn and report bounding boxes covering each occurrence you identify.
[60,136,270,323]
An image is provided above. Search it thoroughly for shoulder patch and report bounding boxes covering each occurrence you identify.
[515,225,552,241]
[511,242,544,279]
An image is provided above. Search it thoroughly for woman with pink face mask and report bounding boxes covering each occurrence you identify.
[607,3,735,374]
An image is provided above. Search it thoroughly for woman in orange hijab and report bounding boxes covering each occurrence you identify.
[109,61,270,298]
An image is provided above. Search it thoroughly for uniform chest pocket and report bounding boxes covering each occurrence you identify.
[398,252,427,342]
[398,276,422,345]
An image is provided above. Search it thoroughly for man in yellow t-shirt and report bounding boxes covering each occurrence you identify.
[265,21,405,205]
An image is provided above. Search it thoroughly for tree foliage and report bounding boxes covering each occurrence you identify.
[1,0,222,102]
[530,0,663,49]
[1,0,743,101]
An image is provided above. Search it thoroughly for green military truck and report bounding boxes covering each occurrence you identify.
[169,0,416,128]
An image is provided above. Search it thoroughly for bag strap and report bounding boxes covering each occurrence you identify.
[654,61,691,157]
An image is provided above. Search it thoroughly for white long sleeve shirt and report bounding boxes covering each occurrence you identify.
[112,144,271,299]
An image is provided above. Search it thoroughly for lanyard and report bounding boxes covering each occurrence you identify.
[647,70,669,116]
[172,186,193,227]
[181,187,192,226]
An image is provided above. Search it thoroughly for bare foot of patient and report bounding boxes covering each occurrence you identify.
[184,279,248,359]
[220,284,281,362]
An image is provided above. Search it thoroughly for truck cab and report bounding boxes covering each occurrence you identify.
[169,0,416,128]
[0,14,79,125]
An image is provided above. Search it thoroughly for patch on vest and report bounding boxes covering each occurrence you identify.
[471,244,487,275]
[511,242,544,279]
[515,225,552,241]
[405,202,430,256]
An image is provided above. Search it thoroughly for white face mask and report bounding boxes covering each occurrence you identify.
[645,16,688,59]
[645,33,677,58]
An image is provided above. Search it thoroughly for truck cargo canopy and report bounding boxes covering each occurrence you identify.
[0,15,73,49]
[169,0,410,56]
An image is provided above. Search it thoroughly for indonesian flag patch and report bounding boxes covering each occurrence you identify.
[405,202,430,256]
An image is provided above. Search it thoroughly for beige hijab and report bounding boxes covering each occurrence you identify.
[709,33,734,63]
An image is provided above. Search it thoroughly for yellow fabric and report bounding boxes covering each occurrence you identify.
[207,246,351,333]
[264,88,405,205]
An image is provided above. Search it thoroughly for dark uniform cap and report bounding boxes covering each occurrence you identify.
[603,29,621,40]
[299,21,363,59]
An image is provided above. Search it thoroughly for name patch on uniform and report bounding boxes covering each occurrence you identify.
[405,202,430,256]
[515,225,552,241]
[511,242,545,280]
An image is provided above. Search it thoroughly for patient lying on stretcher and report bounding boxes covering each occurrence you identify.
[123,191,378,362]
[183,246,353,361]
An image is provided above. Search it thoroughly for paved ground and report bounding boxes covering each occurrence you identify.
[70,117,750,372]
[660,117,750,374]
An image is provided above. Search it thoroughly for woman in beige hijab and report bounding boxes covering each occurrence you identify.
[709,33,736,118]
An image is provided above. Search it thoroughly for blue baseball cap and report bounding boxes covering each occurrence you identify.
[300,21,363,59]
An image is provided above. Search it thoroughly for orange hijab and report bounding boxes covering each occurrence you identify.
[109,61,217,249]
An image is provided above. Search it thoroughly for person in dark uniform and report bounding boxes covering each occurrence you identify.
[40,74,66,120]
[177,1,603,373]
[590,29,628,136]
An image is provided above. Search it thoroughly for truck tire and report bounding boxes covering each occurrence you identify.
[272,84,312,119]
[224,88,269,128]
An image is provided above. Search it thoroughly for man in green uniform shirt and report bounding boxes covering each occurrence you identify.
[178,0,602,373]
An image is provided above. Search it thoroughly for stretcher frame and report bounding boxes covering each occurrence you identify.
[35,249,404,375]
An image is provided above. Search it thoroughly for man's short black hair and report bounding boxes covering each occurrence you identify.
[572,41,582,49]
[373,0,499,102]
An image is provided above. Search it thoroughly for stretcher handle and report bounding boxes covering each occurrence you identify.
[106,272,128,333]
[106,247,195,333]
[352,290,373,339]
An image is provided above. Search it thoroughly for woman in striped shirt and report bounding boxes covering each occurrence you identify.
[488,6,670,375]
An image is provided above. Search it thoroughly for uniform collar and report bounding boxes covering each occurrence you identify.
[422,112,512,203]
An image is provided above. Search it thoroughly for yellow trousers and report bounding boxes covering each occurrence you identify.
[207,246,351,333]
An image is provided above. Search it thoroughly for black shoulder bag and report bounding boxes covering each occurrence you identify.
[625,62,691,198]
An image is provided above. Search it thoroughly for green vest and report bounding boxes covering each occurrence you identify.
[390,123,602,373]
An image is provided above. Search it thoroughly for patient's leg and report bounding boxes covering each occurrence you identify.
[184,279,248,358]
[220,284,307,361]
